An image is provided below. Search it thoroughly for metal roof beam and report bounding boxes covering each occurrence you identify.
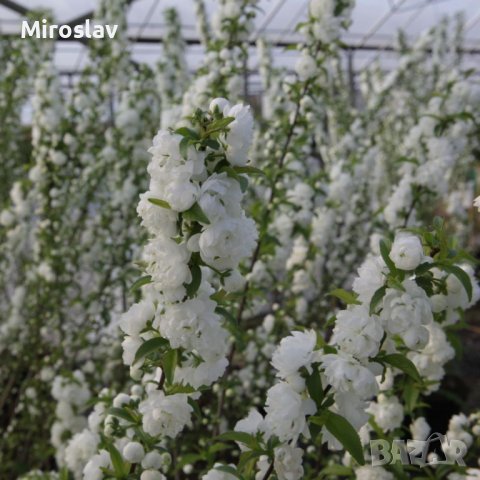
[0,0,28,15]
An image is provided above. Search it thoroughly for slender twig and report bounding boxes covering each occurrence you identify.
[403,189,420,228]
[213,79,314,436]
[158,370,165,390]
[261,460,275,480]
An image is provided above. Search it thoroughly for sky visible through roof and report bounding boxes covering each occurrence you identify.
[1,0,479,79]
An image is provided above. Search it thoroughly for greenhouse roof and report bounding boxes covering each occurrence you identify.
[1,0,479,76]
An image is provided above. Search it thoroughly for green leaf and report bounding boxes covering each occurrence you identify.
[396,156,419,166]
[106,442,129,477]
[415,262,434,275]
[380,239,396,273]
[403,382,420,413]
[148,197,171,209]
[434,122,447,137]
[130,275,152,292]
[216,306,237,325]
[433,216,444,229]
[217,431,259,450]
[178,453,204,468]
[166,383,196,395]
[162,348,178,385]
[209,442,231,454]
[207,116,235,134]
[175,127,200,140]
[185,264,202,298]
[446,331,463,359]
[214,465,243,479]
[320,464,353,476]
[369,285,387,315]
[232,165,264,176]
[219,165,249,192]
[59,467,70,480]
[204,138,220,150]
[183,203,210,225]
[238,175,249,192]
[134,337,169,364]
[237,449,266,472]
[108,407,137,424]
[328,288,361,305]
[218,306,245,349]
[323,411,365,465]
[387,276,406,292]
[382,354,421,382]
[188,397,202,420]
[306,367,324,408]
[179,136,190,160]
[441,264,473,302]
[455,111,475,123]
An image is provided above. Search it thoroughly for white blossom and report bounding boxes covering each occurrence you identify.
[139,391,192,438]
[264,382,316,442]
[368,394,404,432]
[271,330,318,382]
[331,306,383,359]
[123,441,145,463]
[389,232,424,270]
[381,279,433,349]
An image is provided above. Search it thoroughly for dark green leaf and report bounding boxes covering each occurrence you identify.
[434,123,446,137]
[188,397,202,420]
[306,367,324,408]
[320,465,353,476]
[219,165,249,192]
[214,465,243,479]
[204,138,220,150]
[219,306,245,349]
[238,175,249,192]
[209,442,231,454]
[106,442,129,477]
[134,337,169,364]
[183,203,210,225]
[232,165,264,176]
[108,407,137,424]
[175,127,200,140]
[178,453,204,468]
[415,263,434,275]
[217,431,259,450]
[207,116,235,134]
[446,331,463,359]
[369,285,387,315]
[433,216,444,229]
[403,382,420,413]
[396,156,419,166]
[166,383,196,394]
[179,136,190,160]
[162,348,178,385]
[441,264,472,302]
[323,411,365,465]
[387,276,406,291]
[185,264,202,298]
[380,239,396,273]
[382,354,421,382]
[130,275,152,292]
[237,449,266,472]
